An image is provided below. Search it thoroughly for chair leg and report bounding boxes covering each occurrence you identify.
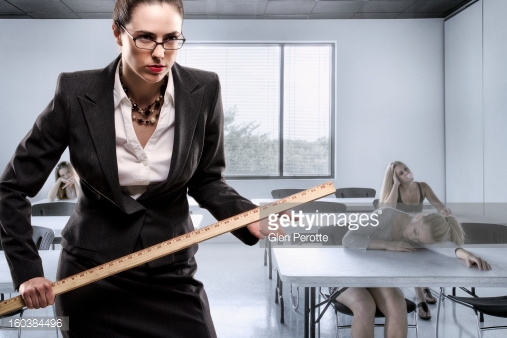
[476,312,483,338]
[290,284,300,310]
[435,287,444,338]
[414,309,419,338]
[53,304,59,338]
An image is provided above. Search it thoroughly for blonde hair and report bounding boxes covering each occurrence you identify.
[423,213,465,246]
[379,161,405,206]
[54,161,78,200]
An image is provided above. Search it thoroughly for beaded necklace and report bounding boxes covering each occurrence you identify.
[119,61,168,125]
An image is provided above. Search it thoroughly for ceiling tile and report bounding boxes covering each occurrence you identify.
[218,1,267,15]
[77,12,114,19]
[359,0,414,13]
[0,0,476,19]
[263,14,310,19]
[184,1,218,15]
[28,11,79,18]
[265,1,317,15]
[0,13,30,18]
[352,12,400,19]
[60,0,114,13]
[308,12,356,19]
[217,14,266,19]
[313,1,366,14]
[7,0,71,13]
[0,1,23,13]
[184,14,219,19]
[405,0,467,13]
[397,11,443,19]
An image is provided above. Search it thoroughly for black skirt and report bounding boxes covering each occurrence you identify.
[55,248,217,338]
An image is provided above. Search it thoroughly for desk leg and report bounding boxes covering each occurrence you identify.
[275,271,285,323]
[264,238,267,266]
[268,240,273,279]
[304,287,309,338]
[310,287,316,338]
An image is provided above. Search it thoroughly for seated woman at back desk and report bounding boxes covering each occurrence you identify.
[379,160,451,319]
[333,207,490,338]
[379,160,451,216]
[47,161,81,201]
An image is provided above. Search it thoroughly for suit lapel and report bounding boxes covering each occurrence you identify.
[77,56,127,211]
[139,63,204,200]
[167,63,204,183]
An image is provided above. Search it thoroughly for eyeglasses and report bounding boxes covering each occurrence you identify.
[120,25,186,50]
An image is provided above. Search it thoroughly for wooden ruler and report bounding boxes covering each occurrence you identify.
[0,181,335,316]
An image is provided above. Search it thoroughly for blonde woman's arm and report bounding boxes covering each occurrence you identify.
[381,172,400,208]
[420,182,451,216]
[46,178,63,201]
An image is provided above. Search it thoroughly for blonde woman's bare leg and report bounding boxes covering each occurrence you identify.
[336,287,376,338]
[369,287,408,338]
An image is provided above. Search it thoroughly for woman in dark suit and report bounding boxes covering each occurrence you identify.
[0,1,276,337]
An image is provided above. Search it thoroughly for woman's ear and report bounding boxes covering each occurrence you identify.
[112,24,122,46]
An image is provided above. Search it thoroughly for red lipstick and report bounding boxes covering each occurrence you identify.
[147,65,164,73]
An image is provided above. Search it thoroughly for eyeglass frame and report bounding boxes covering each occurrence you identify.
[119,24,186,50]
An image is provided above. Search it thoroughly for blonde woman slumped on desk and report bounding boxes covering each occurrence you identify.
[379,160,452,319]
[333,207,490,338]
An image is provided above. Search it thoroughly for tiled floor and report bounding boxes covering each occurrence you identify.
[2,241,506,337]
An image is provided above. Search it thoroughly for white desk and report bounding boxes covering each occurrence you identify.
[252,197,377,213]
[31,214,204,241]
[272,246,507,338]
[0,250,61,294]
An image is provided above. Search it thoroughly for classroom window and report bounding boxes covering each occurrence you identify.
[177,43,334,178]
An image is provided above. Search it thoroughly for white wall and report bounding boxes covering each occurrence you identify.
[444,1,483,206]
[0,19,445,218]
[445,0,507,219]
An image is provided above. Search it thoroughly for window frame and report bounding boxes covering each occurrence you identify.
[178,42,335,179]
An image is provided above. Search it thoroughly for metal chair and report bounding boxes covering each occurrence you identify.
[462,222,507,245]
[32,202,76,216]
[439,295,507,338]
[0,226,56,338]
[436,222,507,337]
[373,198,380,209]
[335,187,376,198]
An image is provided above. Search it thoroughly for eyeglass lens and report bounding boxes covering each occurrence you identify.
[135,38,184,50]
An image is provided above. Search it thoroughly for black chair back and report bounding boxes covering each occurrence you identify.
[292,201,346,214]
[335,187,376,198]
[32,202,76,216]
[373,199,380,209]
[271,189,305,199]
[462,223,507,244]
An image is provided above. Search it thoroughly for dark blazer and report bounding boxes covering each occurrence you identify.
[0,56,258,288]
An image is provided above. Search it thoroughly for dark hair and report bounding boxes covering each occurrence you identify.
[113,0,184,28]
